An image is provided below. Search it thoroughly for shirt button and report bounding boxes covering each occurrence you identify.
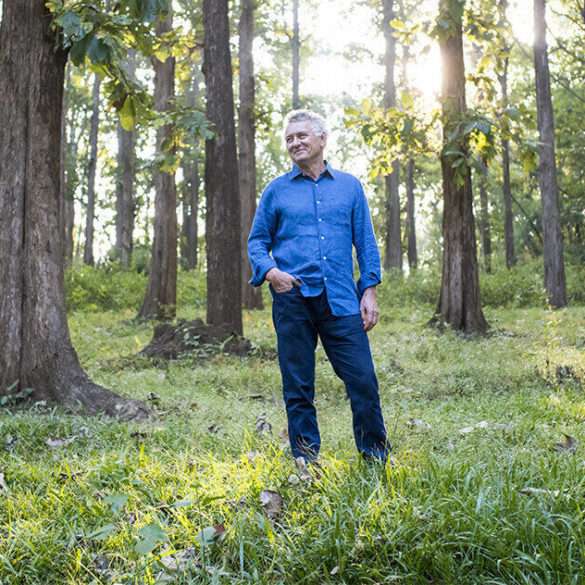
[318,218,323,222]
[321,236,325,240]
[324,277,328,281]
[317,200,321,204]
[323,256,327,260]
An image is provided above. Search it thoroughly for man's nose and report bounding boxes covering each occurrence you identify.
[290,136,300,147]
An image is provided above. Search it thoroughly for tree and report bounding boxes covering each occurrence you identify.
[180,64,201,271]
[138,8,178,320]
[0,0,146,417]
[83,73,101,266]
[433,0,487,333]
[203,0,243,334]
[382,0,402,272]
[239,0,264,310]
[291,0,301,108]
[115,52,137,269]
[497,0,515,268]
[405,158,418,269]
[533,0,567,307]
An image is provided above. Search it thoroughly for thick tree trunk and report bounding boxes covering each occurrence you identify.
[83,73,100,266]
[60,62,75,265]
[291,0,300,109]
[406,158,418,270]
[533,0,567,307]
[0,0,146,418]
[383,0,402,272]
[115,53,137,269]
[138,10,178,320]
[203,0,243,334]
[434,0,487,334]
[478,162,492,273]
[180,68,200,271]
[239,0,263,310]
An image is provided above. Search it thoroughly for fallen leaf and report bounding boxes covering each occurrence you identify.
[554,433,577,453]
[158,546,197,573]
[0,472,8,493]
[46,436,77,448]
[294,457,312,482]
[330,566,340,575]
[195,524,226,546]
[407,418,431,430]
[288,474,300,485]
[260,490,283,519]
[519,487,560,497]
[4,435,17,450]
[255,413,272,435]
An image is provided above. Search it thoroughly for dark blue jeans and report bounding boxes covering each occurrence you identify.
[271,287,389,462]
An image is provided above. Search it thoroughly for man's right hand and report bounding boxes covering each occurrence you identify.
[266,268,300,293]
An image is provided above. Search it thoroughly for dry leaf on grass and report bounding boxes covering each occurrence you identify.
[519,487,561,497]
[195,524,226,546]
[554,433,577,453]
[255,413,272,435]
[260,490,283,519]
[46,436,77,448]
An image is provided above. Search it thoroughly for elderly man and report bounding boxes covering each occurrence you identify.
[248,110,389,463]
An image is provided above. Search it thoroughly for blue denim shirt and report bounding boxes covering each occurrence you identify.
[247,162,381,316]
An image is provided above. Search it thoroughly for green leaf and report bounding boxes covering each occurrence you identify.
[135,523,168,555]
[103,494,128,515]
[119,96,136,131]
[195,524,226,546]
[87,523,117,541]
[69,33,94,66]
[87,36,112,65]
[56,12,84,42]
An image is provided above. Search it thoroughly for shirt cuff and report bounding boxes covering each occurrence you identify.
[357,274,381,296]
[249,258,278,287]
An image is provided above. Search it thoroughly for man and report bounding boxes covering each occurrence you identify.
[248,109,389,464]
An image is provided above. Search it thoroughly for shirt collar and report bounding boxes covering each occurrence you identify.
[290,161,336,181]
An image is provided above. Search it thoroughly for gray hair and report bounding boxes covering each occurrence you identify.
[284,109,328,138]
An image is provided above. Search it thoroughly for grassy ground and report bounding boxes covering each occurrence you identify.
[1,294,584,584]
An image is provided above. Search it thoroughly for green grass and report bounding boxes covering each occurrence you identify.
[1,292,585,584]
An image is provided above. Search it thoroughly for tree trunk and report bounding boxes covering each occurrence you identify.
[434,0,487,334]
[115,52,137,269]
[60,62,75,265]
[83,73,100,266]
[180,67,200,271]
[239,0,263,310]
[533,0,567,307]
[0,0,146,418]
[406,158,418,270]
[478,161,492,273]
[383,0,402,272]
[203,0,243,334]
[498,50,516,268]
[138,10,178,320]
[291,0,300,109]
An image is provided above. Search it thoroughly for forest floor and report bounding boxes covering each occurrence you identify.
[1,298,584,584]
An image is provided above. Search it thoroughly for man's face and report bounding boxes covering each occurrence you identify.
[285,120,326,166]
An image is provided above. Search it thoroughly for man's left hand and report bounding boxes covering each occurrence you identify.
[360,287,379,332]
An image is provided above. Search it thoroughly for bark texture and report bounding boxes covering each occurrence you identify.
[115,52,137,269]
[180,67,200,271]
[406,158,418,270]
[239,0,263,310]
[291,0,300,109]
[533,0,567,307]
[83,73,101,266]
[383,0,402,272]
[203,0,243,334]
[434,0,487,334]
[478,162,492,273]
[138,10,178,320]
[498,47,516,267]
[0,0,146,418]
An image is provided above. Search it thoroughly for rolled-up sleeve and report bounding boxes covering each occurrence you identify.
[352,181,381,295]
[247,187,278,286]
